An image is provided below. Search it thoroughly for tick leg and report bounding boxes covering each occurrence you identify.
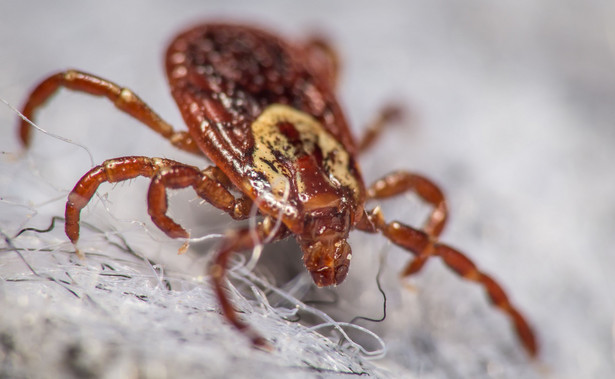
[17,70,203,156]
[367,171,448,275]
[304,36,340,88]
[368,171,447,237]
[357,208,538,356]
[357,105,403,153]
[147,165,253,239]
[65,156,181,256]
[65,156,250,253]
[210,218,290,349]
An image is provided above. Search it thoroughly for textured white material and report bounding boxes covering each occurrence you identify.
[2,1,615,378]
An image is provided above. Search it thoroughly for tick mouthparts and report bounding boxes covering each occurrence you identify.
[301,239,352,287]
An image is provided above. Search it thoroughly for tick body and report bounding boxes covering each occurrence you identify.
[17,23,537,356]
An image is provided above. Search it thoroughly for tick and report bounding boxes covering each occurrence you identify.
[16,23,537,356]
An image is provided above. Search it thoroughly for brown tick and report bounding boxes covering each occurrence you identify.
[16,23,537,356]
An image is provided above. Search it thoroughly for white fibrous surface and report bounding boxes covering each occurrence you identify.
[0,196,388,378]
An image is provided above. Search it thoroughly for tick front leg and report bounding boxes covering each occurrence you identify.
[367,171,448,275]
[65,157,250,254]
[18,70,202,156]
[358,208,538,356]
[65,156,182,256]
[147,166,253,239]
[210,218,290,349]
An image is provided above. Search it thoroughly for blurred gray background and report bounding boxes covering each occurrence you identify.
[1,1,615,378]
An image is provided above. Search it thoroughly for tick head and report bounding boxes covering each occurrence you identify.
[300,238,351,287]
[298,207,353,286]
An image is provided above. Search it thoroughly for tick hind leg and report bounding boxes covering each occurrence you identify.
[210,219,290,350]
[65,156,251,255]
[367,171,448,275]
[357,207,538,356]
[357,105,404,153]
[304,36,340,89]
[17,70,203,156]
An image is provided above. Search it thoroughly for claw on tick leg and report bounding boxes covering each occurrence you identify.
[252,336,273,352]
[74,246,85,259]
[178,240,190,255]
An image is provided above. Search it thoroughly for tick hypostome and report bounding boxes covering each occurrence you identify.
[17,23,537,356]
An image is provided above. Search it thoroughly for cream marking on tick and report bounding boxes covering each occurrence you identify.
[250,104,360,213]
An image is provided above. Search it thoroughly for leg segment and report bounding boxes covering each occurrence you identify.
[65,157,250,253]
[357,105,403,153]
[367,171,447,238]
[18,70,202,156]
[65,156,179,250]
[357,208,538,356]
[210,219,290,349]
[147,165,252,239]
[304,36,340,89]
[367,171,448,275]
